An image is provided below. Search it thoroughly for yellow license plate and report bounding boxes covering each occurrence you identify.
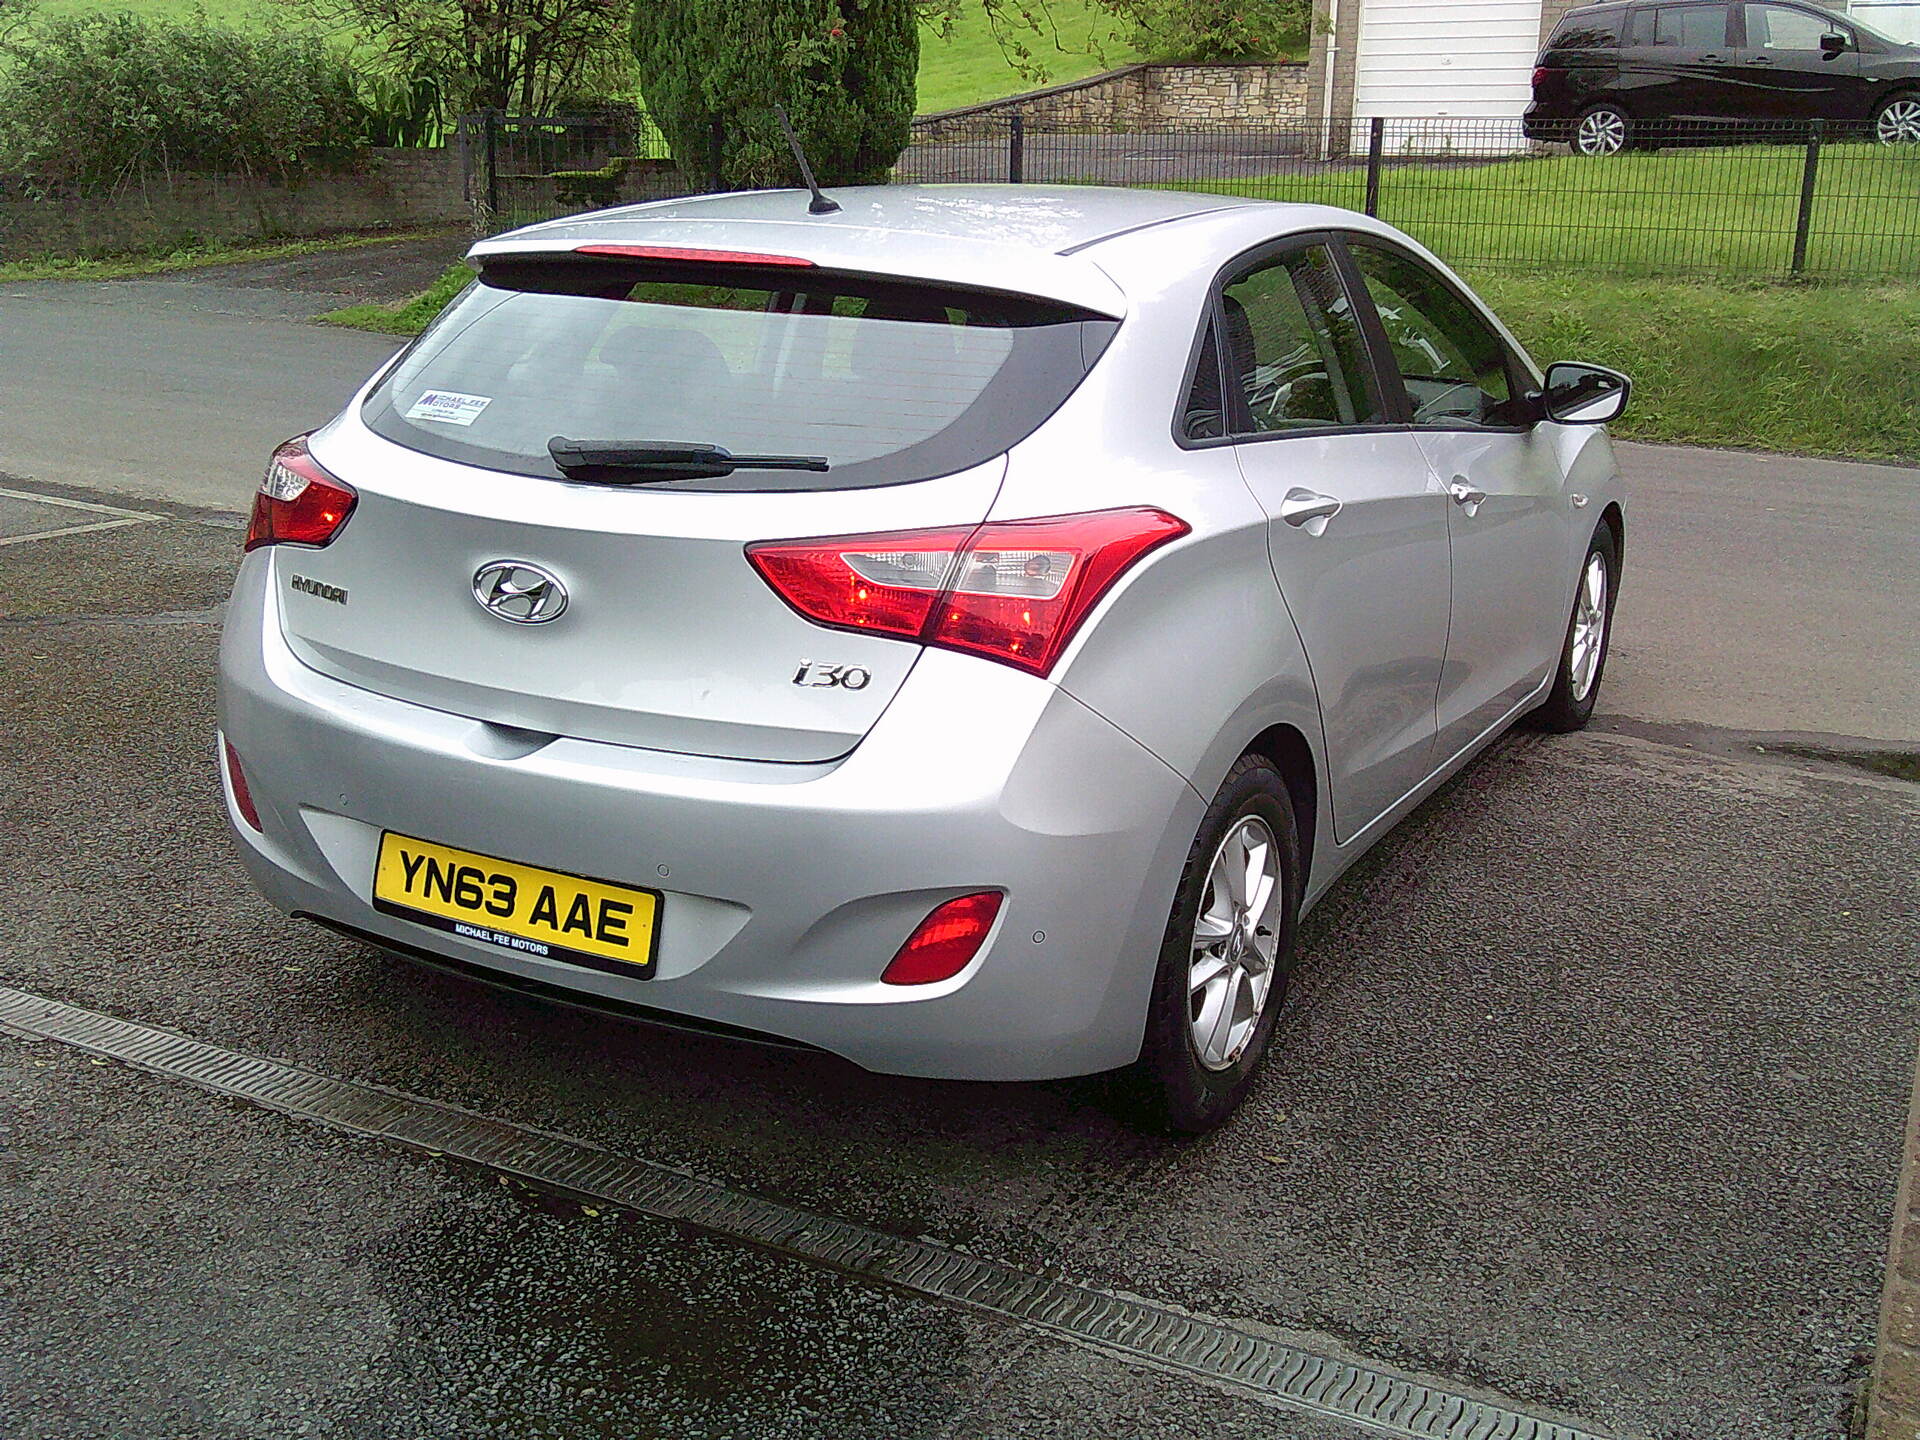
[372,832,660,977]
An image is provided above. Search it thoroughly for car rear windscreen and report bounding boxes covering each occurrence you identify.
[362,257,1118,491]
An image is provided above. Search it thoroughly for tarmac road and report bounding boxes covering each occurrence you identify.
[2,271,1917,1440]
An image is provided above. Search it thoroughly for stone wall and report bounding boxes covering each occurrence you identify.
[0,147,468,260]
[914,62,1309,139]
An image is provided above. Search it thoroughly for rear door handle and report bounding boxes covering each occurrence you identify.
[1448,478,1487,512]
[1279,488,1342,535]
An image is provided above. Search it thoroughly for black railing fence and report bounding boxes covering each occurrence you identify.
[898,114,1919,280]
[462,110,1918,281]
[460,108,682,233]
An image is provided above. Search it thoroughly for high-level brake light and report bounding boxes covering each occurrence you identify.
[746,507,1188,678]
[573,244,816,267]
[244,436,357,553]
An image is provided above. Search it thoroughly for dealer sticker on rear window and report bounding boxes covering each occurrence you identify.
[405,390,492,426]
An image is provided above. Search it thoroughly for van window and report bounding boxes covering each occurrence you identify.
[1745,3,1840,48]
[1550,9,1626,46]
[1632,2,1732,46]
[363,260,1116,491]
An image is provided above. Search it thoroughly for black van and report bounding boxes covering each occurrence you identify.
[1523,0,1920,152]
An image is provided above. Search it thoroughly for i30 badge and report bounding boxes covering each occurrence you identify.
[472,561,569,625]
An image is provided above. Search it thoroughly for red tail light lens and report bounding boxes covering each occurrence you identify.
[882,892,1004,985]
[747,507,1188,677]
[1532,66,1556,89]
[223,739,262,832]
[245,436,357,552]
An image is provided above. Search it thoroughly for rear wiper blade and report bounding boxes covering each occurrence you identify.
[548,437,829,482]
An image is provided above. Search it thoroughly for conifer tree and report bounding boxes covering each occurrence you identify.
[633,0,917,189]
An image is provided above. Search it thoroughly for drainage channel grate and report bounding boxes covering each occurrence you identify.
[0,985,1616,1440]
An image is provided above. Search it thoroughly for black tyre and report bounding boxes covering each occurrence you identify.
[1533,526,1618,733]
[1571,104,1631,156]
[1874,92,1920,146]
[1130,755,1302,1135]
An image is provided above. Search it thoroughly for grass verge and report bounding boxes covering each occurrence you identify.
[1166,142,1920,279]
[0,229,459,282]
[1480,273,1920,463]
[314,262,474,334]
[320,265,1920,465]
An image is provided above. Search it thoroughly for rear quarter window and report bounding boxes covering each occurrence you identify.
[363,259,1117,492]
[1549,9,1626,47]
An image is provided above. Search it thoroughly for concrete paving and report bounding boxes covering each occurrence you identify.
[2,271,1918,1439]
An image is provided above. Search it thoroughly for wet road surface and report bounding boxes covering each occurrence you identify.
[1,483,1915,1439]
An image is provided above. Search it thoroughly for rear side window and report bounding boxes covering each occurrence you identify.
[364,260,1116,490]
[1549,9,1626,46]
[1216,244,1383,434]
[1632,2,1732,46]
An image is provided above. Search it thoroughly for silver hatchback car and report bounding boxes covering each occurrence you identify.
[219,185,1628,1132]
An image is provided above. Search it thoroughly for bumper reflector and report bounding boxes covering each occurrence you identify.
[223,740,262,832]
[881,892,1004,986]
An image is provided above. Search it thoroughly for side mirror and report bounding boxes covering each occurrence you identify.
[1538,360,1630,424]
[1821,30,1848,56]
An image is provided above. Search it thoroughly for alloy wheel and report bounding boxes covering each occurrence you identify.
[1877,98,1920,145]
[1569,550,1609,702]
[1187,815,1284,1072]
[1574,109,1628,156]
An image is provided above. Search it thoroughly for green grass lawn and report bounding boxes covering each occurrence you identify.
[34,0,1152,114]
[1479,274,1920,462]
[1165,142,1920,280]
[916,0,1143,112]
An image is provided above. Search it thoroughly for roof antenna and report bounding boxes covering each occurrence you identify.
[773,103,841,215]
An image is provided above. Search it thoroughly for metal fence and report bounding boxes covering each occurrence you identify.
[460,108,688,233]
[898,115,1920,280]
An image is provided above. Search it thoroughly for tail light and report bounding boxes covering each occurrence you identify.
[882,892,1004,985]
[244,436,357,552]
[223,740,263,832]
[747,507,1188,678]
[1532,65,1557,89]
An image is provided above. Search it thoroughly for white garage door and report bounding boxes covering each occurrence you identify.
[1352,0,1541,148]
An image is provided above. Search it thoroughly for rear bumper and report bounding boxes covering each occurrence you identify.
[1522,102,1574,140]
[217,557,1203,1081]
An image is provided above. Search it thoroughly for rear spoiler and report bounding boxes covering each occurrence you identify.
[470,220,1128,320]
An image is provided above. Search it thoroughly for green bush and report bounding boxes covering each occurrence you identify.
[632,0,917,189]
[0,12,368,193]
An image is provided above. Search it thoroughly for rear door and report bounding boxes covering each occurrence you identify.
[1626,1,1743,119]
[1338,236,1568,762]
[1209,237,1452,844]
[1732,3,1866,120]
[281,256,1115,763]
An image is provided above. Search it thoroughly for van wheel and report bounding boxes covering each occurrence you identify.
[1572,104,1631,156]
[1533,527,1618,733]
[1875,94,1920,145]
[1130,755,1301,1135]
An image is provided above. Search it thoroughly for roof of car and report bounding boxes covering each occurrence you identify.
[489,184,1263,257]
